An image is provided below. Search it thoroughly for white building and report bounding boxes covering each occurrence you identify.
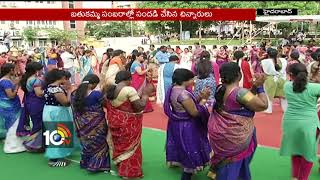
[0,1,64,49]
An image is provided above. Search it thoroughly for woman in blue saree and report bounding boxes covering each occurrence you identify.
[0,63,26,153]
[80,50,93,80]
[164,69,212,180]
[17,62,45,152]
[71,74,111,172]
[208,62,268,180]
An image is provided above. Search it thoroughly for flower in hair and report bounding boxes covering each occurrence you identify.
[82,81,89,84]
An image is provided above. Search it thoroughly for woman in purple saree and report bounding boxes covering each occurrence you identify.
[71,74,110,172]
[164,69,212,180]
[208,62,268,180]
[17,62,45,152]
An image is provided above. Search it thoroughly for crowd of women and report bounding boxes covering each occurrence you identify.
[0,40,320,180]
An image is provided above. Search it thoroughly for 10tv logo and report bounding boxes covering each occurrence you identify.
[43,123,73,147]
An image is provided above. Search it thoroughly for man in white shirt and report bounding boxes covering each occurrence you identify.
[61,48,76,84]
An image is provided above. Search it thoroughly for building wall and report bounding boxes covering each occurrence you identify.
[62,1,85,38]
[0,1,65,48]
[0,1,64,31]
[111,1,138,8]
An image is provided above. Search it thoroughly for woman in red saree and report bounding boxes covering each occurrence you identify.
[104,71,154,179]
[130,52,153,113]
[234,50,253,89]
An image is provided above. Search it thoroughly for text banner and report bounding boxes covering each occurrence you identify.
[0,8,256,21]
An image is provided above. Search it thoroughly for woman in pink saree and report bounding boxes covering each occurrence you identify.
[130,52,153,113]
[216,46,229,67]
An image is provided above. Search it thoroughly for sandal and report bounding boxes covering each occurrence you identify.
[48,159,70,167]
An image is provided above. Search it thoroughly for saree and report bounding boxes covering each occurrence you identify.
[250,49,263,73]
[80,56,93,80]
[16,77,45,152]
[164,86,212,173]
[216,51,228,67]
[72,99,111,172]
[261,58,287,100]
[238,59,253,89]
[105,100,143,178]
[0,79,26,153]
[156,62,178,104]
[130,62,153,113]
[104,57,122,86]
[208,87,257,180]
[104,86,143,178]
[43,105,74,159]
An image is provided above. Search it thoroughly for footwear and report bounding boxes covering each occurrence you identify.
[48,159,70,167]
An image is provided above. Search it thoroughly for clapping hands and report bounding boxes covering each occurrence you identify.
[251,73,266,87]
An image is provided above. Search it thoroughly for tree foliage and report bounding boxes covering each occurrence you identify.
[86,22,144,39]
[22,28,38,42]
[47,29,77,42]
[138,1,320,35]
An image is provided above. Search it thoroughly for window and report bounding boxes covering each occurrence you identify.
[49,21,52,25]
[40,1,43,3]
[69,1,74,8]
[51,40,57,46]
[39,40,46,47]
[42,21,45,25]
[13,40,22,48]
[35,1,39,3]
[70,20,76,29]
[37,21,40,24]
[1,21,5,24]
[47,1,50,4]
[53,21,56,25]
[28,41,35,48]
[15,21,19,24]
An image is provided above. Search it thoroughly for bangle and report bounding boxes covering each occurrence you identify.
[256,86,265,94]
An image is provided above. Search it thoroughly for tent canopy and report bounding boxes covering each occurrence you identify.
[255,15,320,23]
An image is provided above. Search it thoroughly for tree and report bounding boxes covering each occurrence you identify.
[85,21,144,39]
[22,28,37,42]
[138,1,319,37]
[47,29,77,43]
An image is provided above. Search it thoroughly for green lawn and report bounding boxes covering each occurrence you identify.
[0,128,319,180]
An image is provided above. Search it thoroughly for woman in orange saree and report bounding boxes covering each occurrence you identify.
[104,70,154,179]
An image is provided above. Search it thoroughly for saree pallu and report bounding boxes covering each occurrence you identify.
[0,97,26,153]
[17,92,45,152]
[131,71,153,113]
[43,105,74,159]
[80,57,93,80]
[164,86,212,173]
[156,62,176,104]
[73,105,111,172]
[156,64,165,104]
[208,110,257,180]
[105,101,143,178]
[104,64,120,86]
[0,96,21,135]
